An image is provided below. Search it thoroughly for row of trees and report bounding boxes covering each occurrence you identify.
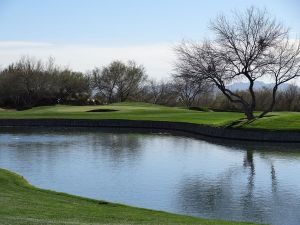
[0,55,298,113]
[0,56,211,109]
[211,85,300,112]
[140,81,300,112]
[89,60,212,107]
[0,57,90,109]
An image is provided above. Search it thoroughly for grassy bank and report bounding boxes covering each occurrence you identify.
[0,168,257,225]
[0,102,299,131]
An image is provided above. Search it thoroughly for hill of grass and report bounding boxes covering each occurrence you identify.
[0,103,300,131]
[0,102,299,131]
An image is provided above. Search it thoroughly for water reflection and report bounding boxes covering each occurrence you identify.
[89,133,142,164]
[0,127,300,225]
[177,147,300,225]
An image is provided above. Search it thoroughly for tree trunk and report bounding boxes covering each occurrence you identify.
[245,109,255,120]
[259,86,278,118]
[248,79,256,114]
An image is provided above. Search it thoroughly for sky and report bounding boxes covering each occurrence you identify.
[0,0,299,80]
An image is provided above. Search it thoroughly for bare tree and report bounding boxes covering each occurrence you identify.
[0,56,48,108]
[173,75,212,107]
[282,84,299,111]
[91,60,147,103]
[116,61,147,102]
[140,80,178,106]
[147,80,164,104]
[175,7,300,120]
[91,63,121,104]
[259,40,300,117]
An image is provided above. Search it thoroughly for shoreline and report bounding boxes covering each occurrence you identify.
[0,168,257,225]
[0,118,299,142]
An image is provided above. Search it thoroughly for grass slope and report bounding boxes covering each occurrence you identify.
[0,168,257,225]
[0,102,299,131]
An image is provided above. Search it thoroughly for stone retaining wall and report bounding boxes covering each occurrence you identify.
[0,119,299,142]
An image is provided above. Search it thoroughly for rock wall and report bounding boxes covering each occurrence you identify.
[0,119,299,142]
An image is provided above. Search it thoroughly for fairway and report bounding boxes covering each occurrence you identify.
[0,102,299,131]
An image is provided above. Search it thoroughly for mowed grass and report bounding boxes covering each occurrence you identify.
[237,112,300,131]
[0,102,299,131]
[0,102,245,126]
[0,168,258,225]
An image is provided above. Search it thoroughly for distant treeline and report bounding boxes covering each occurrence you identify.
[0,57,90,109]
[0,56,299,111]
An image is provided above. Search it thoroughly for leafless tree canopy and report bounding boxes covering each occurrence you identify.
[91,61,147,104]
[173,75,212,107]
[175,7,300,119]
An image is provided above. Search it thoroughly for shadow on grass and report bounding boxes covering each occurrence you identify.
[87,109,119,113]
[225,114,279,128]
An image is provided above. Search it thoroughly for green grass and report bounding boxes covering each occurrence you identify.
[0,102,299,131]
[0,168,258,225]
[236,112,300,131]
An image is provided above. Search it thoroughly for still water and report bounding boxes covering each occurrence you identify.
[0,127,299,225]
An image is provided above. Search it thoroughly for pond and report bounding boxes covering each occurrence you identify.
[0,127,300,225]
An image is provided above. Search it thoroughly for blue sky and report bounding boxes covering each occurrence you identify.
[0,0,299,78]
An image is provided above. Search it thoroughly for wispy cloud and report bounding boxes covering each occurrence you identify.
[0,41,53,48]
[0,41,175,79]
[4,40,298,83]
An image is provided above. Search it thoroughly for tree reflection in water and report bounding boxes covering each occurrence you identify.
[177,146,300,225]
